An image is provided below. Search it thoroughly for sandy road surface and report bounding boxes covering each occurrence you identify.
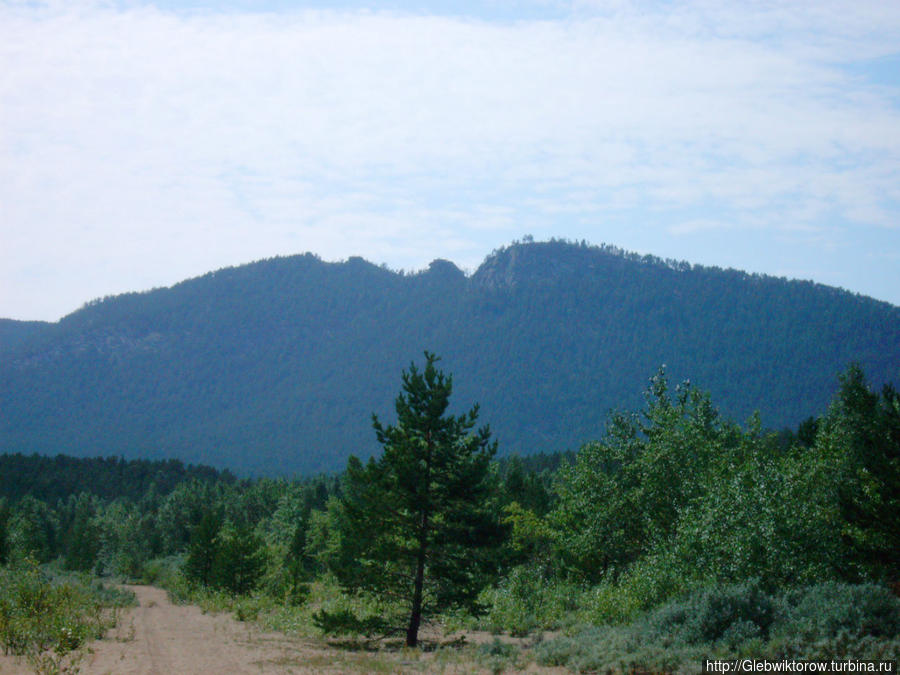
[82,585,307,674]
[0,585,564,674]
[0,585,332,674]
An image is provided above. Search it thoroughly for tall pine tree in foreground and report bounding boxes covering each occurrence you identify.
[329,352,504,646]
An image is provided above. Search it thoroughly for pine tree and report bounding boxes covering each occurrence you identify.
[62,493,100,572]
[0,498,9,565]
[183,510,221,587]
[825,365,900,582]
[330,352,504,646]
[215,523,266,596]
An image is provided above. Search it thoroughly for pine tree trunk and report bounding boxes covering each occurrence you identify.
[406,545,426,647]
[407,503,430,647]
[407,429,433,647]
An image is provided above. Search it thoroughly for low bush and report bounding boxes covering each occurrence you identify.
[0,558,133,673]
[535,582,900,672]
[770,582,900,660]
[643,579,776,647]
[476,637,521,674]
[777,582,900,641]
[479,564,583,634]
[140,555,183,587]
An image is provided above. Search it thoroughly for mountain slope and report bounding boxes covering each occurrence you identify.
[2,240,898,475]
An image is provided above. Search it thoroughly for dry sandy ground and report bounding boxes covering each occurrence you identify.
[0,585,565,674]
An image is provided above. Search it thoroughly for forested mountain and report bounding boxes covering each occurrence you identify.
[0,319,50,357]
[2,239,898,475]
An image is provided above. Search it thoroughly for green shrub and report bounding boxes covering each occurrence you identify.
[87,579,137,609]
[582,550,691,625]
[140,557,177,586]
[644,579,776,647]
[534,624,704,673]
[534,582,900,672]
[476,637,521,674]
[770,583,900,660]
[533,634,580,666]
[480,564,582,634]
[777,582,900,641]
[0,558,129,671]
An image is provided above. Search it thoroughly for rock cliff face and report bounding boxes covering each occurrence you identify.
[2,240,898,475]
[426,259,465,279]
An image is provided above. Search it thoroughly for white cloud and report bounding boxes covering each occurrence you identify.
[1,0,899,319]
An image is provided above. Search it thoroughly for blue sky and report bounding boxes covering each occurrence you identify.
[2,0,899,320]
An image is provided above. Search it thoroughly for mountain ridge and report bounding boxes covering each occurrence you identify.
[2,239,898,475]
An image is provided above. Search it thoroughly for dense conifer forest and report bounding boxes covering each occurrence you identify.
[2,240,899,475]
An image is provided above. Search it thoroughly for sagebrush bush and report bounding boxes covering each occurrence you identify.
[777,582,900,641]
[769,582,900,660]
[534,623,706,674]
[535,581,900,672]
[644,579,776,647]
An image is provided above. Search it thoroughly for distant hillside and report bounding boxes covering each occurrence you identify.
[2,240,898,475]
[0,318,50,356]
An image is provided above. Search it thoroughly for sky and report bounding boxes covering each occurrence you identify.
[2,0,899,321]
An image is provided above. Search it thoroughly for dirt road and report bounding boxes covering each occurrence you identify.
[82,585,308,674]
[0,585,562,674]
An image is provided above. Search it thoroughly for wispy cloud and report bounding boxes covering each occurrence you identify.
[1,0,899,319]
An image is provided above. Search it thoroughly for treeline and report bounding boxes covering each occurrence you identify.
[1,362,898,664]
[0,454,233,504]
[0,452,548,588]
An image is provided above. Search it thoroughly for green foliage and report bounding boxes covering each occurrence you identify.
[60,493,101,572]
[0,498,9,565]
[820,366,900,581]
[0,356,897,659]
[549,370,736,582]
[311,608,394,638]
[535,582,900,671]
[94,500,159,578]
[545,363,898,612]
[501,502,557,570]
[498,456,554,515]
[644,580,776,647]
[775,582,900,644]
[183,510,221,588]
[213,523,266,596]
[0,453,228,504]
[303,501,344,578]
[476,637,522,675]
[480,564,582,635]
[278,521,313,605]
[670,433,845,588]
[0,558,132,669]
[8,496,58,563]
[333,352,505,646]
[139,555,184,587]
[580,547,690,624]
